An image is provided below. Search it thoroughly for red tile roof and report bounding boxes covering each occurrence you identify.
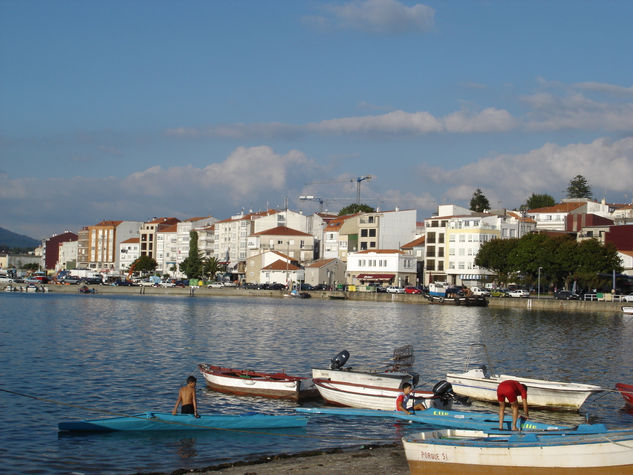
[529,202,585,213]
[252,226,311,237]
[262,259,300,271]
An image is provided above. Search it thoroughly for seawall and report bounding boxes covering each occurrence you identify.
[19,284,628,315]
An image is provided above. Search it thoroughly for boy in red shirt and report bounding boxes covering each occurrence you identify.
[396,382,426,415]
[497,380,529,430]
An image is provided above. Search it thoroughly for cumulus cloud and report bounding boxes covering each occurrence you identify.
[310,108,516,134]
[311,0,435,34]
[573,81,633,96]
[419,137,633,208]
[523,92,633,132]
[1,146,323,238]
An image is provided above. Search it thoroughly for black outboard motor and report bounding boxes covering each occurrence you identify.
[330,350,350,370]
[432,380,455,403]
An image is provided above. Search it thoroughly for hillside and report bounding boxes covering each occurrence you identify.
[0,227,40,250]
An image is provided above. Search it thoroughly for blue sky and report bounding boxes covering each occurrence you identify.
[2,0,633,239]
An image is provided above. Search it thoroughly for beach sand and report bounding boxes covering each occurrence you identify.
[171,444,409,474]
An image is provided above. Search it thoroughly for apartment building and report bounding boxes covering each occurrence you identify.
[139,217,180,259]
[346,250,417,288]
[119,238,140,273]
[247,226,315,264]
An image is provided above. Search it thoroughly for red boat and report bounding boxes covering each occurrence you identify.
[198,364,320,401]
[616,383,633,407]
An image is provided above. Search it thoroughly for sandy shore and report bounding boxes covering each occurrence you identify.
[165,444,409,474]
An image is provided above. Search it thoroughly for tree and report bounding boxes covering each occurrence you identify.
[338,203,375,215]
[130,255,157,275]
[179,231,203,279]
[474,238,517,285]
[202,256,224,280]
[23,262,40,272]
[522,193,555,210]
[566,175,592,199]
[469,189,490,212]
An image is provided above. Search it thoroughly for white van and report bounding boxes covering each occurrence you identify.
[0,276,14,284]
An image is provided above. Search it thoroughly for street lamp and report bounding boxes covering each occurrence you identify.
[537,267,543,300]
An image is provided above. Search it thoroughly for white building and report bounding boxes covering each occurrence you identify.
[56,240,78,271]
[119,238,140,273]
[346,250,416,288]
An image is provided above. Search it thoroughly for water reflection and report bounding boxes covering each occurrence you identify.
[1,293,632,474]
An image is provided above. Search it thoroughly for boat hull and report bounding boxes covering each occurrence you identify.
[403,427,633,474]
[296,407,567,431]
[311,368,447,411]
[199,364,319,401]
[445,372,602,410]
[58,412,308,432]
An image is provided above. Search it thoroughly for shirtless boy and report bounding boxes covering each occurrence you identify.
[172,375,199,417]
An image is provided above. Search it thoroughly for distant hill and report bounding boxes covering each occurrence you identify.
[0,227,40,250]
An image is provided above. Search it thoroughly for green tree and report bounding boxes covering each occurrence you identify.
[474,238,517,285]
[179,231,203,279]
[338,203,375,216]
[566,175,592,199]
[202,256,224,280]
[522,193,555,210]
[130,255,157,275]
[23,262,40,272]
[469,188,490,212]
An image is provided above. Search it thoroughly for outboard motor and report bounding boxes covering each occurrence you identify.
[432,380,455,403]
[330,350,350,370]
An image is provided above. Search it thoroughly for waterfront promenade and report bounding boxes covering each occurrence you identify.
[32,283,626,314]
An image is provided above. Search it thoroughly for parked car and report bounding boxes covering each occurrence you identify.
[173,280,187,288]
[222,281,237,287]
[207,282,223,288]
[242,282,259,289]
[470,286,490,297]
[386,286,405,294]
[404,286,422,294]
[508,289,530,298]
[160,281,175,288]
[113,279,134,286]
[490,289,509,298]
[622,293,633,302]
[312,283,329,291]
[554,290,580,300]
[375,286,387,293]
[79,277,102,285]
[267,283,286,290]
[300,283,314,291]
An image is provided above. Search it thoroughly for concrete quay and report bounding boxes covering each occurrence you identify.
[30,283,627,315]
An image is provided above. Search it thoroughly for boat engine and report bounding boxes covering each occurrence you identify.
[432,380,455,403]
[330,350,350,370]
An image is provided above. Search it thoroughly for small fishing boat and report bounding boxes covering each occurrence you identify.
[446,344,602,410]
[616,383,633,407]
[296,407,567,432]
[622,306,633,315]
[312,347,454,411]
[426,295,488,306]
[198,364,319,401]
[402,425,633,474]
[58,411,308,432]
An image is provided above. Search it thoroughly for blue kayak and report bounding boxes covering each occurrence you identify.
[296,407,568,431]
[58,412,308,432]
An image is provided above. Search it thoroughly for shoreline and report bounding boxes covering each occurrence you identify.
[14,283,627,314]
[156,443,409,475]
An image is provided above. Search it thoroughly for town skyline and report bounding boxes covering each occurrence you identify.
[2,1,633,239]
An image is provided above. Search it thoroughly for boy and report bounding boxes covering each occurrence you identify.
[396,382,426,415]
[497,380,529,430]
[173,375,199,417]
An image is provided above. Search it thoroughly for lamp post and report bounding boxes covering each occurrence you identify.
[537,266,542,300]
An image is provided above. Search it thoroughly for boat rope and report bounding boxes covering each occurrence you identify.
[0,387,385,441]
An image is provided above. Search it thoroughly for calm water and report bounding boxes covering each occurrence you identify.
[1,293,632,474]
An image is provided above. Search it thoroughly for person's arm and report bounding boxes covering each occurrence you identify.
[172,390,182,415]
[522,398,529,418]
[193,390,199,417]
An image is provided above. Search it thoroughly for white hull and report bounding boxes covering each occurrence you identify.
[446,370,601,410]
[312,368,444,411]
[200,366,317,400]
[622,306,633,315]
[403,428,633,474]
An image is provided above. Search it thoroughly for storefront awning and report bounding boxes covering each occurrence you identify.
[356,273,395,281]
[459,274,487,280]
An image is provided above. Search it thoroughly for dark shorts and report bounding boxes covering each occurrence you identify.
[181,404,195,414]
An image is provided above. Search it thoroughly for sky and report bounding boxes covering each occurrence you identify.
[1,0,633,239]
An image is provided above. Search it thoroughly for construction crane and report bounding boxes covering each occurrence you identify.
[304,175,373,205]
[354,175,372,204]
[298,195,324,212]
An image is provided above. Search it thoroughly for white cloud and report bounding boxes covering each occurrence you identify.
[523,92,633,132]
[573,82,633,96]
[419,137,633,208]
[318,0,435,34]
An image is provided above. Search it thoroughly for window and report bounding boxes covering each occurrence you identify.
[361,229,368,237]
[369,229,376,237]
[370,242,376,248]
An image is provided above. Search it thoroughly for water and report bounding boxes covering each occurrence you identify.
[1,293,632,474]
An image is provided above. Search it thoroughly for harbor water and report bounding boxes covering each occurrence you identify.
[1,292,632,474]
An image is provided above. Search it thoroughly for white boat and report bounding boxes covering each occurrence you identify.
[446,344,603,411]
[622,306,633,315]
[312,348,454,411]
[402,425,633,474]
[198,364,319,401]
